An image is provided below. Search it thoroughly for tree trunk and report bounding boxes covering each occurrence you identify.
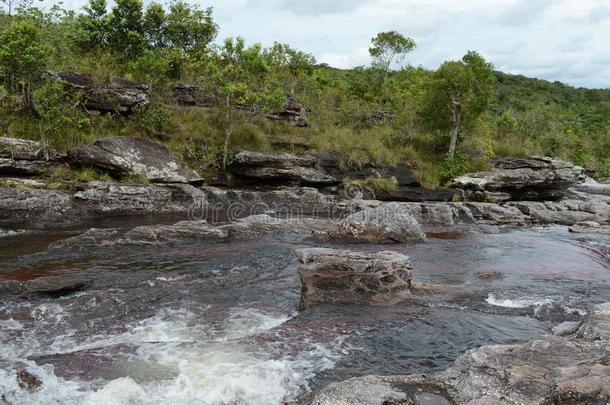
[448,101,462,158]
[222,96,231,171]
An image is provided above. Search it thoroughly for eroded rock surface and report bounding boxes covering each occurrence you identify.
[0,188,75,226]
[297,248,412,309]
[48,71,149,114]
[332,203,425,242]
[229,151,337,187]
[453,157,586,202]
[0,137,65,176]
[69,136,202,183]
[310,303,610,405]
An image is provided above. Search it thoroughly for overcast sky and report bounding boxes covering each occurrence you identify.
[52,0,609,88]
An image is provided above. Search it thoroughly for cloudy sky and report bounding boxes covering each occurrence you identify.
[53,0,609,88]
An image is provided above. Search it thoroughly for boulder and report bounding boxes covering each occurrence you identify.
[453,156,586,202]
[68,136,202,183]
[296,248,412,309]
[48,71,149,114]
[310,303,610,405]
[333,203,425,242]
[229,151,338,187]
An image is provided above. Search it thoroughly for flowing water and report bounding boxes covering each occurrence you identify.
[1,218,609,404]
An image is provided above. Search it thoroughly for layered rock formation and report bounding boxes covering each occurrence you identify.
[229,150,455,201]
[296,248,412,309]
[453,156,586,202]
[47,71,149,114]
[310,303,610,405]
[0,137,65,176]
[266,97,309,127]
[228,151,339,187]
[68,136,202,183]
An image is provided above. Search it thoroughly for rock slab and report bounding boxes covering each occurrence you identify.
[69,136,202,183]
[453,156,586,202]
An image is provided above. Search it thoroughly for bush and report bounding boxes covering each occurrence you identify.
[439,152,469,185]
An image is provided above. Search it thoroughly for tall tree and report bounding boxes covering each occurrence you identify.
[202,37,284,170]
[107,0,144,59]
[422,51,495,157]
[265,42,315,96]
[369,31,416,83]
[76,0,108,51]
[0,19,50,113]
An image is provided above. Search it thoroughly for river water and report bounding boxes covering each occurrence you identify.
[1,219,609,404]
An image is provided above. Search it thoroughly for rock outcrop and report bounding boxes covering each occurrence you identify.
[0,188,75,226]
[47,71,149,114]
[453,156,586,202]
[332,203,425,242]
[171,83,215,107]
[68,136,202,183]
[0,137,65,176]
[296,248,412,309]
[228,151,338,187]
[266,97,309,127]
[310,303,610,405]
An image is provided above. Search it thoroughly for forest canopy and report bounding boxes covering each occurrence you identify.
[0,0,608,186]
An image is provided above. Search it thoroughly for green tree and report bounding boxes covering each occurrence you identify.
[143,2,166,49]
[164,0,217,57]
[369,31,416,83]
[107,0,144,59]
[76,0,108,51]
[422,51,495,157]
[265,42,315,96]
[202,37,284,170]
[0,19,50,113]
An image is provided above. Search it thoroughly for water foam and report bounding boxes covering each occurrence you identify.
[0,306,347,404]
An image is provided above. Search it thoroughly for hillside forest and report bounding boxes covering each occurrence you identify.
[1,0,609,187]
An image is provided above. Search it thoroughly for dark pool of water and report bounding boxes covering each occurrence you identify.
[0,221,608,404]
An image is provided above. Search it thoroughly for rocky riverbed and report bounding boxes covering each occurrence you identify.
[1,136,609,404]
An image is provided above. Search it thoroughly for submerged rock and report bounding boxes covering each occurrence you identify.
[333,203,425,242]
[310,303,610,404]
[69,136,202,183]
[16,370,42,391]
[48,221,228,250]
[0,276,89,298]
[296,248,412,309]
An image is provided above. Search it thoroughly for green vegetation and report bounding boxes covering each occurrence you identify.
[0,2,608,188]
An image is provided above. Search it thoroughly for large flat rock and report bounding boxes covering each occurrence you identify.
[453,156,586,202]
[310,302,610,405]
[68,136,202,183]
